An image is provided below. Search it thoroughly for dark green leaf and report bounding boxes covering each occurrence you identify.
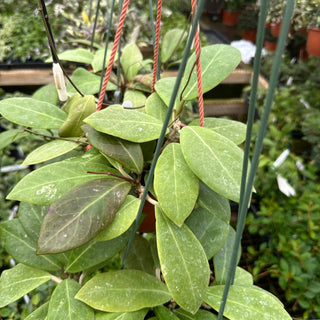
[95,309,149,320]
[154,306,180,320]
[0,129,30,151]
[174,308,218,320]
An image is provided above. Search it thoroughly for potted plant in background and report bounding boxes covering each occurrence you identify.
[266,0,284,37]
[237,4,259,43]
[222,0,245,26]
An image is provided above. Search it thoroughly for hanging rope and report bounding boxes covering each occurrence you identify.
[191,0,204,127]
[96,0,130,111]
[151,0,163,93]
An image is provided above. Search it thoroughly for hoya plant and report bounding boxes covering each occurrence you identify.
[0,39,292,320]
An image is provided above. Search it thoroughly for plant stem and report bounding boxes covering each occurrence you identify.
[50,275,62,284]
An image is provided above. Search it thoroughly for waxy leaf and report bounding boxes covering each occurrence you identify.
[154,143,199,226]
[0,264,51,308]
[23,140,79,165]
[96,309,149,320]
[7,151,113,205]
[156,206,210,314]
[145,92,168,123]
[0,97,67,129]
[123,89,146,108]
[120,43,143,81]
[92,47,117,73]
[234,267,253,286]
[161,29,186,64]
[57,48,94,64]
[24,302,49,320]
[181,44,241,101]
[154,306,180,320]
[0,129,30,151]
[180,126,245,202]
[33,83,59,105]
[174,308,218,320]
[94,195,140,241]
[47,279,94,320]
[205,285,292,320]
[85,105,166,143]
[154,77,179,108]
[75,270,171,312]
[37,178,131,254]
[0,220,61,271]
[190,118,246,145]
[83,124,143,174]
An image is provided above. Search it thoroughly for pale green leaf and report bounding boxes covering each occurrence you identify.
[181,44,241,101]
[24,302,49,320]
[75,270,171,312]
[234,267,254,286]
[0,97,67,129]
[32,83,59,105]
[23,140,79,165]
[0,129,30,150]
[47,279,94,320]
[154,77,179,108]
[92,47,117,73]
[7,150,114,205]
[145,92,168,123]
[161,29,186,64]
[84,105,166,143]
[154,306,180,320]
[123,90,146,108]
[174,308,218,320]
[205,285,292,320]
[180,126,246,202]
[0,264,51,308]
[120,43,143,81]
[156,206,210,314]
[57,48,94,64]
[37,178,131,254]
[95,309,149,320]
[154,143,199,226]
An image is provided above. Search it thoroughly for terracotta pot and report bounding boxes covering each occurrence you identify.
[298,44,309,60]
[222,9,239,26]
[264,40,277,51]
[306,27,320,57]
[270,21,282,37]
[242,29,257,43]
[138,199,156,233]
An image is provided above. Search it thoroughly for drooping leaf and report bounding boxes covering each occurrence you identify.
[234,267,254,286]
[66,68,116,95]
[0,264,51,308]
[0,97,67,129]
[59,95,96,137]
[83,124,143,174]
[66,231,130,273]
[7,150,114,205]
[123,89,146,108]
[95,309,149,320]
[84,105,166,143]
[92,47,117,73]
[0,129,30,150]
[154,306,180,320]
[145,92,168,123]
[61,93,82,114]
[75,270,171,312]
[154,77,179,108]
[154,143,199,226]
[156,206,210,314]
[120,43,143,81]
[57,48,94,64]
[32,83,59,105]
[0,220,61,272]
[189,118,247,145]
[205,285,292,320]
[213,226,241,285]
[174,308,218,320]
[37,178,131,254]
[24,302,49,320]
[180,126,246,203]
[161,29,187,64]
[22,140,79,165]
[47,279,94,320]
[181,44,241,101]
[186,206,229,259]
[94,195,140,241]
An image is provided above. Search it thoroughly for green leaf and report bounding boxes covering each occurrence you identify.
[83,124,143,174]
[161,29,186,64]
[92,47,117,73]
[7,151,113,205]
[154,306,180,320]
[154,77,179,108]
[234,267,253,286]
[67,68,116,95]
[84,105,166,143]
[57,48,94,64]
[66,232,130,273]
[24,302,49,320]
[154,143,199,226]
[156,206,210,314]
[75,270,171,312]
[120,43,143,81]
[205,285,292,320]
[180,126,246,202]
[37,178,131,254]
[33,83,59,105]
[145,92,168,123]
[23,140,79,165]
[0,220,61,271]
[59,95,96,137]
[94,195,140,241]
[0,129,30,150]
[0,97,67,129]
[0,264,51,308]
[181,44,241,101]
[213,226,240,285]
[174,308,218,320]
[189,118,246,145]
[95,309,149,320]
[186,206,229,259]
[123,90,146,108]
[47,279,94,320]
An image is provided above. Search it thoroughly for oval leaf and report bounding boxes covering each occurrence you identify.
[120,43,143,81]
[154,77,179,108]
[57,48,94,64]
[180,126,245,202]
[145,92,168,123]
[37,178,131,254]
[174,308,218,320]
[0,264,51,308]
[123,89,146,108]
[85,105,166,143]
[154,143,199,226]
[33,83,59,105]
[96,309,149,320]
[205,285,292,320]
[156,206,210,314]
[75,270,171,312]
[0,97,67,129]
[0,129,30,151]
[161,29,186,64]
[24,302,49,320]
[92,47,117,73]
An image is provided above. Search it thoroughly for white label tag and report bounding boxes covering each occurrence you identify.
[276,173,296,197]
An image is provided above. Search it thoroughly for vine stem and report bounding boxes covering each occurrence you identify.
[50,275,62,284]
